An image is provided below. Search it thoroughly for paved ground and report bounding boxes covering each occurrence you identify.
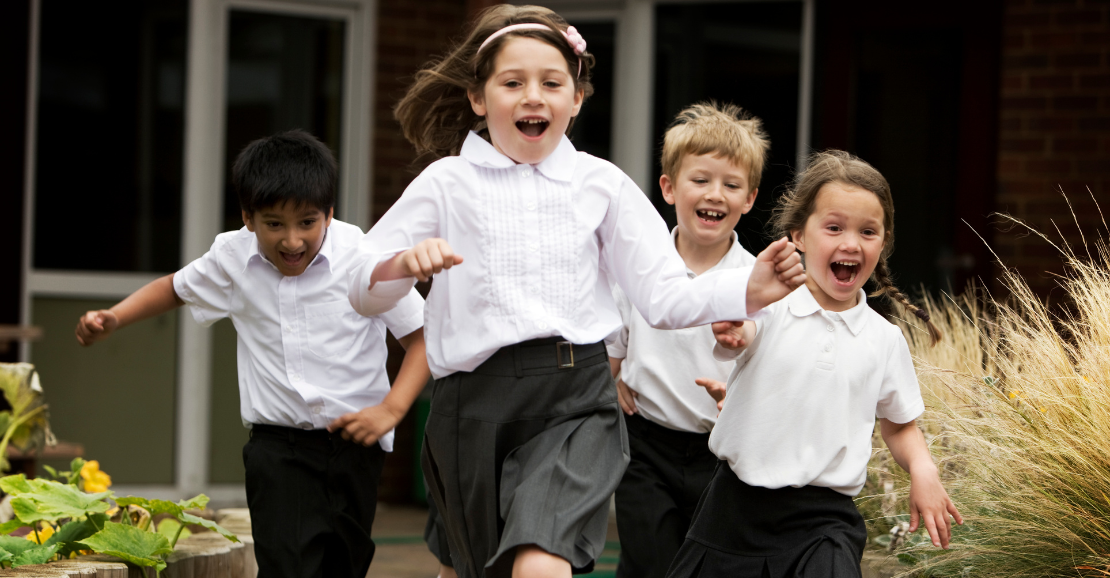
[369,504,620,578]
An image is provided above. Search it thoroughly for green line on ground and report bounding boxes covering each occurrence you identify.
[373,535,426,545]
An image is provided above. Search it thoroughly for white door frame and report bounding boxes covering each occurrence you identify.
[20,0,378,503]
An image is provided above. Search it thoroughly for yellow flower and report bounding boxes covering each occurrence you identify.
[80,460,112,493]
[26,522,54,544]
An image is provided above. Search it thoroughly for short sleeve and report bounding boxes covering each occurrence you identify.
[875,331,925,423]
[605,284,632,359]
[379,287,425,339]
[172,239,234,328]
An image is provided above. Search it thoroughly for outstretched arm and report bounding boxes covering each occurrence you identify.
[745,237,805,316]
[881,418,963,549]
[75,274,184,346]
[328,328,431,446]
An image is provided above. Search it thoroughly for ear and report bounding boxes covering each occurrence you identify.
[740,188,758,214]
[790,227,805,253]
[242,210,255,232]
[659,174,677,206]
[570,86,584,117]
[324,207,334,227]
[468,87,487,117]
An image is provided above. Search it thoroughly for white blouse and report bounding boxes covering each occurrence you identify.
[607,230,756,433]
[349,131,756,378]
[174,219,425,450]
[709,287,925,496]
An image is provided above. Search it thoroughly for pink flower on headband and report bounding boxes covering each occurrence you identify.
[562,26,587,55]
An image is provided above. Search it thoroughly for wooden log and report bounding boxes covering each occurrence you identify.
[162,540,231,578]
[15,564,95,577]
[176,534,249,578]
[0,567,71,577]
[72,555,149,578]
[46,560,128,578]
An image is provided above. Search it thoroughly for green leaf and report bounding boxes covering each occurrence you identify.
[11,543,59,567]
[45,515,107,556]
[41,465,59,480]
[179,512,239,543]
[0,520,25,535]
[0,548,12,565]
[0,535,46,557]
[77,522,171,572]
[10,479,112,524]
[0,474,31,495]
[155,519,191,543]
[178,494,209,511]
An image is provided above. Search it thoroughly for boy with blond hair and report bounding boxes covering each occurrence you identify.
[608,101,770,578]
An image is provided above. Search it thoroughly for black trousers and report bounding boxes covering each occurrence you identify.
[615,413,717,578]
[244,424,386,578]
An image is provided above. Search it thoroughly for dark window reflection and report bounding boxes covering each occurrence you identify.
[34,0,187,272]
[568,21,614,162]
[223,11,346,231]
[654,3,802,255]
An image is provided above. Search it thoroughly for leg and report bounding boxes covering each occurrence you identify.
[440,564,459,578]
[323,439,385,578]
[512,545,571,578]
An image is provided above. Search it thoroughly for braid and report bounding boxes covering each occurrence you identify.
[870,259,942,346]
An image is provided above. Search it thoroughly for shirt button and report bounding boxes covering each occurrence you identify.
[826,325,834,332]
[521,168,532,177]
[530,286,539,294]
[312,406,321,415]
[292,374,301,381]
[824,344,832,352]
[526,202,537,211]
[285,325,293,333]
[538,321,549,330]
[528,243,539,252]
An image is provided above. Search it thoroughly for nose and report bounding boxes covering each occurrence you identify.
[840,232,862,252]
[523,81,543,105]
[703,181,725,201]
[281,230,304,252]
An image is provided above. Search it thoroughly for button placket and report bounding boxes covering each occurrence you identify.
[519,166,545,327]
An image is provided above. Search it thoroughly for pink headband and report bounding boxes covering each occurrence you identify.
[475,23,587,78]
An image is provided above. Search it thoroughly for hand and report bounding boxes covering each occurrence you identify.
[327,403,405,446]
[711,320,750,350]
[615,379,638,415]
[907,464,963,549]
[75,310,119,346]
[397,238,463,282]
[694,377,726,412]
[746,237,805,315]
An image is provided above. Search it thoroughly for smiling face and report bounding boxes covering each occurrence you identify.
[243,203,333,277]
[661,153,757,254]
[792,181,887,312]
[468,36,583,164]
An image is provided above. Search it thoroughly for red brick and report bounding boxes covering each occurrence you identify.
[1003,137,1048,151]
[1030,32,1078,48]
[1054,9,1106,24]
[1000,179,1052,194]
[999,158,1027,174]
[1030,73,1075,89]
[1005,32,1027,50]
[1004,96,1050,110]
[1028,158,1075,173]
[1054,136,1100,151]
[1080,74,1110,88]
[1001,117,1025,131]
[1053,52,1102,67]
[1028,116,1077,131]
[1003,73,1026,91]
[1055,95,1100,110]
[1005,53,1051,69]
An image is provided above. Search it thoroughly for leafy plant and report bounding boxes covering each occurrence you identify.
[0,363,54,473]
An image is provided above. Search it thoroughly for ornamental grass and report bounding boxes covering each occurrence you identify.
[859,209,1110,576]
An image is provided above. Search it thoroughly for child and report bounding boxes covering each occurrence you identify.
[667,150,962,578]
[345,6,805,578]
[74,130,430,578]
[607,101,768,578]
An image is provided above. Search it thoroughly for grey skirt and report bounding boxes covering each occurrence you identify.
[421,338,629,578]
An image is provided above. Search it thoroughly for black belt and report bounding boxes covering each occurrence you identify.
[473,337,608,377]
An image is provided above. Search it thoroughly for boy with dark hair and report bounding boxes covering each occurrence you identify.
[75,129,429,578]
[608,102,769,578]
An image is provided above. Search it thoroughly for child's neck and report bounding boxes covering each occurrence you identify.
[675,231,732,275]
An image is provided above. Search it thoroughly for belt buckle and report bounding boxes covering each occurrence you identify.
[556,341,574,369]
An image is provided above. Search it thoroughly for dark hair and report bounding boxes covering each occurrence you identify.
[232,129,338,216]
[772,150,943,345]
[393,4,595,159]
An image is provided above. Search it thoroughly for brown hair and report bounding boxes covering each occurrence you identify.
[771,150,942,345]
[661,101,770,190]
[393,4,595,160]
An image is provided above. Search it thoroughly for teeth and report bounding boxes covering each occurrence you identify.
[833,261,858,266]
[520,119,546,124]
[700,210,724,218]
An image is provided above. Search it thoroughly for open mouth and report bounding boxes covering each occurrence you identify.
[830,261,859,285]
[516,118,549,138]
[280,251,305,267]
[696,209,726,223]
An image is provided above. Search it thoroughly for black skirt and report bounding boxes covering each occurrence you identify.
[421,338,630,578]
[666,462,867,578]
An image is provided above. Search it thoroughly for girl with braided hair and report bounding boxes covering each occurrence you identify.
[670,150,961,578]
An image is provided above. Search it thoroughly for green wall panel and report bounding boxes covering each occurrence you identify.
[31,298,176,484]
[208,318,248,483]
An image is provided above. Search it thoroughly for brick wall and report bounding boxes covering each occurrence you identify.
[997,0,1110,296]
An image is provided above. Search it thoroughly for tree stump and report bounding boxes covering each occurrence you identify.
[0,567,71,577]
[43,561,127,578]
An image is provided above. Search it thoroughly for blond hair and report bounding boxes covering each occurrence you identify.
[660,101,770,189]
[772,150,943,345]
[393,5,595,160]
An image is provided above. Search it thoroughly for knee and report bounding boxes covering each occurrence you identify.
[439,563,458,578]
[512,545,571,578]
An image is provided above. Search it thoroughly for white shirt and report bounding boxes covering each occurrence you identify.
[173,219,425,451]
[708,287,924,496]
[607,230,756,433]
[349,131,756,378]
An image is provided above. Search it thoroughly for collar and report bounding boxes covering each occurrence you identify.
[787,287,871,336]
[459,130,577,182]
[243,224,335,274]
[672,228,744,278]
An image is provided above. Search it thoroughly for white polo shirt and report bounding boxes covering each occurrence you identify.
[607,230,756,433]
[173,219,424,451]
[709,286,924,496]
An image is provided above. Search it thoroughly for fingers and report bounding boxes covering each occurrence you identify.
[922,511,942,548]
[948,500,964,525]
[327,413,355,433]
[76,311,109,346]
[615,380,637,415]
[758,237,788,262]
[908,508,920,533]
[403,240,464,282]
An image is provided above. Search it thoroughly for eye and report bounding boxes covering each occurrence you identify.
[862,228,877,237]
[504,79,522,88]
[692,178,708,185]
[826,224,841,232]
[726,182,741,190]
[543,79,562,89]
[266,221,281,229]
[302,219,317,227]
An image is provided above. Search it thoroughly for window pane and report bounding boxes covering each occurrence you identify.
[654,3,802,254]
[223,11,346,231]
[567,21,614,162]
[34,0,187,272]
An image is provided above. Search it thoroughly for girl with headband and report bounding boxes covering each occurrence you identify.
[347,5,806,578]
